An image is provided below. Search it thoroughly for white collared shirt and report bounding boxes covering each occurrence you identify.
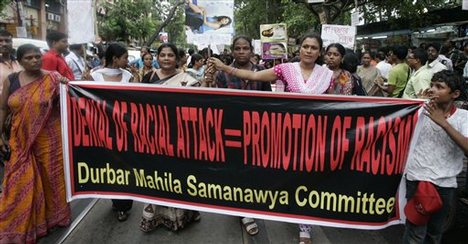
[66,51,86,80]
[426,59,447,75]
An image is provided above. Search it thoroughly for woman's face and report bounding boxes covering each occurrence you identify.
[114,52,129,68]
[143,54,153,67]
[158,47,177,71]
[19,50,42,71]
[220,17,230,25]
[196,58,204,67]
[326,47,343,69]
[232,38,252,65]
[299,37,320,65]
[361,53,372,66]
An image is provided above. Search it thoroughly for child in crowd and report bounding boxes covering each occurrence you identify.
[403,70,468,243]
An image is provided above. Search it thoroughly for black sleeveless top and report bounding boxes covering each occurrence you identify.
[7,72,21,95]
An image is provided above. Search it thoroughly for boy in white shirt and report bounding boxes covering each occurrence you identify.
[403,70,468,243]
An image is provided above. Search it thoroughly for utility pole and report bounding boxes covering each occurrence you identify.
[15,0,23,26]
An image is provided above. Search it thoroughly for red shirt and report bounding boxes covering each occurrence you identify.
[42,49,75,81]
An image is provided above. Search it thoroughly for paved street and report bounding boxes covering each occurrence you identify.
[35,199,466,244]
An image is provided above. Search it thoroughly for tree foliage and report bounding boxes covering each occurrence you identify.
[145,0,186,47]
[235,0,458,39]
[0,0,11,19]
[98,0,159,45]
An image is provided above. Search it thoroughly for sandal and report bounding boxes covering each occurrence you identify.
[117,211,128,222]
[299,231,312,244]
[140,217,157,232]
[193,211,201,222]
[241,217,259,236]
[140,204,156,232]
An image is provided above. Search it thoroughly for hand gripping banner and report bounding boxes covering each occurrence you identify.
[60,82,424,229]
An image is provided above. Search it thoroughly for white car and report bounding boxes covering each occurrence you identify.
[12,38,49,53]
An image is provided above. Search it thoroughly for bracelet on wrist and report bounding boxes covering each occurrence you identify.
[228,67,235,75]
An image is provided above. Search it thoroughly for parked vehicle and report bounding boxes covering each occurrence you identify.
[12,38,49,53]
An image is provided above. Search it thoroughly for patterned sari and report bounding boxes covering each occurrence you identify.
[0,72,71,243]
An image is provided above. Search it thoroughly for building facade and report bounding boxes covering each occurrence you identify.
[0,0,67,40]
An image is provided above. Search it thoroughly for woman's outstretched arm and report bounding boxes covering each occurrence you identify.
[208,57,278,82]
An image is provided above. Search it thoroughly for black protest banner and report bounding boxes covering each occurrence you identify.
[61,82,423,229]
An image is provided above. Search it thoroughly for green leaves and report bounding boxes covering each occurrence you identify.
[98,0,159,44]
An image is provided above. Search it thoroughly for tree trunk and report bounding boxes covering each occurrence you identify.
[317,5,329,24]
[145,0,185,47]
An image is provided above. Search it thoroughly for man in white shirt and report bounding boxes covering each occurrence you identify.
[0,30,22,94]
[426,43,447,74]
[375,50,392,80]
[65,44,86,80]
[403,48,433,98]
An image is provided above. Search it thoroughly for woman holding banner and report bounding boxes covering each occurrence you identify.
[0,44,71,243]
[91,43,137,221]
[208,32,333,95]
[208,32,334,244]
[140,43,201,233]
[210,35,271,236]
[141,43,200,86]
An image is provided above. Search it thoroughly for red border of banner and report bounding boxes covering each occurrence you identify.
[69,83,424,105]
[65,83,419,226]
[71,190,402,226]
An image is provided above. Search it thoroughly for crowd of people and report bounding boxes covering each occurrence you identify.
[0,27,467,243]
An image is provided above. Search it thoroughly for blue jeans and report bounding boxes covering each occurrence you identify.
[402,180,455,244]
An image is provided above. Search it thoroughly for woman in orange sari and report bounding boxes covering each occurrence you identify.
[0,44,70,243]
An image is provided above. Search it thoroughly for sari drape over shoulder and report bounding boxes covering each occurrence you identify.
[0,72,71,243]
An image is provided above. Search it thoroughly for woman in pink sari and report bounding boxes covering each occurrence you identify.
[0,44,70,243]
[209,33,333,244]
[209,33,333,95]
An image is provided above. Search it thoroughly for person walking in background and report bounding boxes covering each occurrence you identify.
[357,51,382,96]
[426,43,449,74]
[375,48,392,81]
[376,45,409,97]
[186,53,206,82]
[42,31,75,80]
[342,50,367,96]
[403,48,433,99]
[325,43,353,95]
[138,52,155,78]
[0,30,22,95]
[129,46,159,69]
[0,44,71,243]
[66,43,86,80]
[444,40,464,73]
